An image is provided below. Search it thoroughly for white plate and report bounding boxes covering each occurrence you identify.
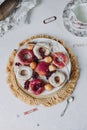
[14,37,71,98]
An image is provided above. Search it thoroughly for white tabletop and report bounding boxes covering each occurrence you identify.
[0,0,87,130]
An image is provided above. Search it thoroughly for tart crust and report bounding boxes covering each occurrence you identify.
[6,34,79,107]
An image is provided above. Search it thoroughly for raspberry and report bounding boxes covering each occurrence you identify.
[24,80,30,90]
[15,62,21,66]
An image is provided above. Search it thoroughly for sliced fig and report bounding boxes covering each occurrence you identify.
[29,79,44,95]
[17,49,34,65]
[52,52,68,69]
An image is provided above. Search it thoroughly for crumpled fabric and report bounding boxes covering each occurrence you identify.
[0,0,37,37]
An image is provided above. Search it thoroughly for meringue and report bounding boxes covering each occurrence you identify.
[49,71,66,87]
[16,66,33,81]
[33,42,51,59]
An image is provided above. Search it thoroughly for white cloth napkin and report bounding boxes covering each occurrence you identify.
[0,0,4,4]
[0,0,37,37]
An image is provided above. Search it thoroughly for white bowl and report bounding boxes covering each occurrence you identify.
[63,0,87,37]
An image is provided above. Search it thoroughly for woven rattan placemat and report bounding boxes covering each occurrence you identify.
[6,34,79,107]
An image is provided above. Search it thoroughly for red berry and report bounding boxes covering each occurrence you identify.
[15,62,21,66]
[24,80,30,90]
[39,47,45,59]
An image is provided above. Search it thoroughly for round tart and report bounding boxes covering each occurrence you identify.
[6,35,79,106]
[13,37,71,97]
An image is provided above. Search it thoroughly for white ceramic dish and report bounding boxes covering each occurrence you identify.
[63,0,87,37]
[14,37,71,98]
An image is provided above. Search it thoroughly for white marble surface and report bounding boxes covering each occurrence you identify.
[0,0,87,130]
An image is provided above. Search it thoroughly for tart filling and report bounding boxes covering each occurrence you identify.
[14,38,71,97]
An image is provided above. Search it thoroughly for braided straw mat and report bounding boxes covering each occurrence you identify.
[6,34,79,107]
